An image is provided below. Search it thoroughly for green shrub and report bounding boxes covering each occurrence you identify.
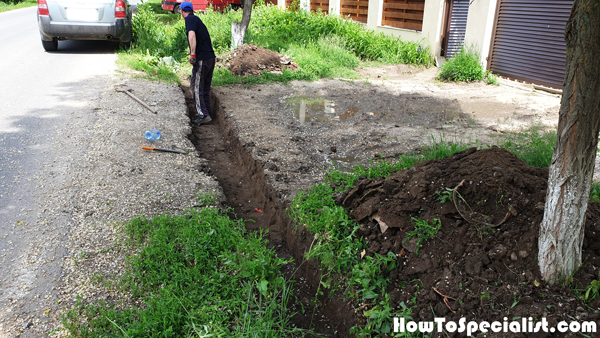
[131,2,188,59]
[438,45,497,83]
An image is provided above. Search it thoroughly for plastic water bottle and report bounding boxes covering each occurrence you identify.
[144,129,161,141]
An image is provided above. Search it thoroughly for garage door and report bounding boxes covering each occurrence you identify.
[445,0,470,59]
[487,0,573,89]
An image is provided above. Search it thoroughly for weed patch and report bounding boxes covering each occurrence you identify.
[404,217,441,255]
[63,208,300,337]
[438,45,497,84]
[122,2,433,84]
[499,124,556,168]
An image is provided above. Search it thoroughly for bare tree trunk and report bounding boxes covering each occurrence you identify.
[539,0,600,282]
[231,0,253,50]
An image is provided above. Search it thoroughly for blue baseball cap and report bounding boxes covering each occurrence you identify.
[180,1,193,10]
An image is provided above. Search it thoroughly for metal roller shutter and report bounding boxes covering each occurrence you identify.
[488,0,573,89]
[446,0,470,59]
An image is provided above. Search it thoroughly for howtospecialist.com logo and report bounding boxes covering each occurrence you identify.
[394,317,597,335]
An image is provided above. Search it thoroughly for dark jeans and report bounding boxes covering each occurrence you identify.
[190,57,215,118]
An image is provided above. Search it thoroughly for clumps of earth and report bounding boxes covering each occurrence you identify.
[339,147,600,333]
[218,43,298,76]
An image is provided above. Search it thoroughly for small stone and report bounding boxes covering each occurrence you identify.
[508,204,518,216]
[519,250,529,258]
[434,302,449,316]
[402,237,419,253]
[488,244,508,260]
[525,270,534,281]
[577,306,584,312]
[23,322,32,329]
[510,252,518,261]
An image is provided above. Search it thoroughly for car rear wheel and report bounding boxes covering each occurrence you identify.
[173,4,181,14]
[120,30,132,50]
[42,39,58,52]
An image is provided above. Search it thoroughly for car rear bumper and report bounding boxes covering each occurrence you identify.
[38,15,130,41]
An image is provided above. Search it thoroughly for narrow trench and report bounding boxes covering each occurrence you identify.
[181,83,358,336]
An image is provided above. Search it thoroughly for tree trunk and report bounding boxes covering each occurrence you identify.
[231,0,253,50]
[539,0,600,282]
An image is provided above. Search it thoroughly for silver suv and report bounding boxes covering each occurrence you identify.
[37,0,133,51]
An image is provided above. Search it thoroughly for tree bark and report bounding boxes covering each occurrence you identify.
[539,0,600,281]
[231,0,253,50]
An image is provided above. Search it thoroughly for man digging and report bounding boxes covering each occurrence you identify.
[181,1,215,125]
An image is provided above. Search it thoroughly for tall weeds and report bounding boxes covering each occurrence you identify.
[126,2,434,82]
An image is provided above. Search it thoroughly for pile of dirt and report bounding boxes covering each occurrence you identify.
[340,146,600,332]
[219,43,298,76]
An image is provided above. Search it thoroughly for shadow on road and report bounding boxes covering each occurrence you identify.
[45,39,122,54]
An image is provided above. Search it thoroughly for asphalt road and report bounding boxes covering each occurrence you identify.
[0,6,121,336]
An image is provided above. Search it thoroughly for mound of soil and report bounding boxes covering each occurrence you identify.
[219,44,298,76]
[340,147,600,333]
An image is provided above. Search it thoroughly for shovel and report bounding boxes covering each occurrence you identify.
[115,85,157,114]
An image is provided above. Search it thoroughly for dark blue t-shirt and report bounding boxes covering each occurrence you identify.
[185,14,215,60]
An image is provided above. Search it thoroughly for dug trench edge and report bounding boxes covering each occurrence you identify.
[183,84,360,336]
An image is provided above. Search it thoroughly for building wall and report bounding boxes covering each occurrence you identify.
[463,0,498,68]
[276,0,497,67]
[367,0,445,57]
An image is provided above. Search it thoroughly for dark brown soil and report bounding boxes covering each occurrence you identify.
[341,146,600,336]
[219,43,298,76]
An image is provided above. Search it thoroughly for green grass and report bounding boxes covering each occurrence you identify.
[0,0,36,13]
[438,45,498,84]
[591,182,600,202]
[120,1,434,85]
[63,207,301,337]
[499,124,557,168]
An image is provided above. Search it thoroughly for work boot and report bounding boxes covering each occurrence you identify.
[193,115,212,125]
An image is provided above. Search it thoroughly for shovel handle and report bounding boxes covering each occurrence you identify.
[123,90,158,114]
[142,146,184,154]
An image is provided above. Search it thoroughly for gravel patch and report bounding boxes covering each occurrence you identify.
[0,75,220,337]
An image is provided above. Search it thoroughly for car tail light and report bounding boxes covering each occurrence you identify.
[115,0,126,18]
[38,0,49,15]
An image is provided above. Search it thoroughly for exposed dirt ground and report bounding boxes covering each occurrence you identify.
[9,61,583,337]
[210,65,561,202]
[0,76,222,338]
[184,64,600,337]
